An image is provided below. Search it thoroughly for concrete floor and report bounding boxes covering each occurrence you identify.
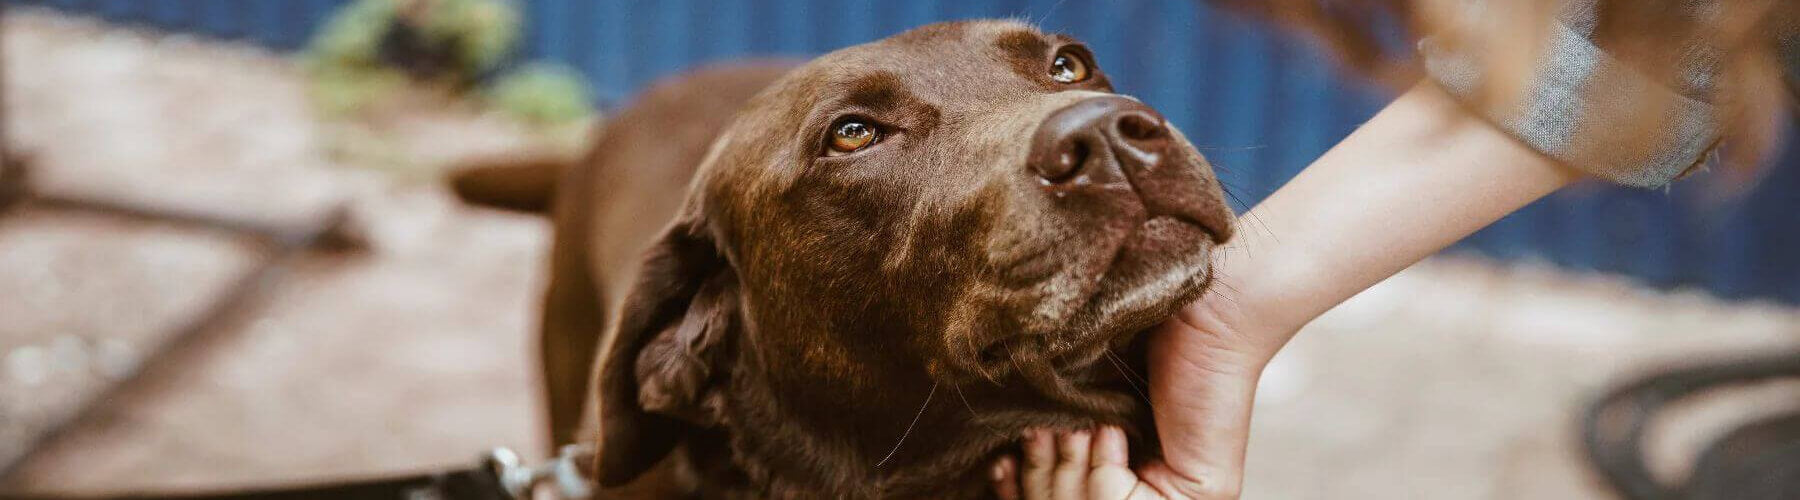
[1,9,1796,499]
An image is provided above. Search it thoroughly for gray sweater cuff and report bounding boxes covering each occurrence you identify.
[1419,22,1721,188]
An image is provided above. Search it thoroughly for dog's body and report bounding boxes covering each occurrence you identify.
[456,20,1233,498]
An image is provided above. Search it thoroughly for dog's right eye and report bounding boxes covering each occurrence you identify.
[1049,48,1092,84]
[825,118,882,156]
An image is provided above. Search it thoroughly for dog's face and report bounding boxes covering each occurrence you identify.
[595,20,1233,495]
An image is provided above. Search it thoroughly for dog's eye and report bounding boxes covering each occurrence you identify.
[825,118,881,156]
[1049,49,1091,84]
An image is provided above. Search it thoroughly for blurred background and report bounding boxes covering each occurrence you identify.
[0,1,1795,498]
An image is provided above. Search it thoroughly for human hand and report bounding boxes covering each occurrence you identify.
[984,289,1292,500]
[1129,287,1292,499]
[992,82,1584,500]
[989,426,1165,500]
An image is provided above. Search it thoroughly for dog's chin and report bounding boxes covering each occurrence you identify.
[1067,215,1217,380]
[959,216,1214,366]
[1065,215,1216,354]
[988,216,1216,412]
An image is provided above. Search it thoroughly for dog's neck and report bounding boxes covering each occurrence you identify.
[681,356,1150,498]
[673,351,1009,498]
[665,294,1156,498]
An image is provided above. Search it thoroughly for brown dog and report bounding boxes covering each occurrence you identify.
[455,20,1234,498]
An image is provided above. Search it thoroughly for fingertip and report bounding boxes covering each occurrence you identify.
[1094,425,1129,466]
[1023,429,1055,463]
[991,456,1022,500]
[1056,428,1093,463]
[1058,428,1090,448]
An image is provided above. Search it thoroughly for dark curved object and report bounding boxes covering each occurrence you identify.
[0,465,505,500]
[1686,413,1800,500]
[1582,351,1800,500]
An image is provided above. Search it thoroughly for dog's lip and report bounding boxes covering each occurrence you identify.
[969,215,1215,375]
[1128,153,1234,244]
[1163,211,1231,245]
[1057,215,1215,357]
[1135,196,1232,246]
[1119,214,1218,254]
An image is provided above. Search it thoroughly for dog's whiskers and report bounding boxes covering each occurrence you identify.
[875,381,938,469]
[1208,278,1245,308]
[1104,350,1153,408]
[1215,175,1277,246]
[1034,0,1072,25]
[1202,158,1277,249]
[1004,338,1027,381]
[951,382,1002,434]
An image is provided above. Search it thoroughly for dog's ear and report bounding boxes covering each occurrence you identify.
[593,214,737,487]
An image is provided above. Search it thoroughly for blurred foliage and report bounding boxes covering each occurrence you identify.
[301,0,593,127]
[487,63,595,126]
[305,0,517,81]
[307,65,410,117]
[300,0,597,177]
[415,0,520,76]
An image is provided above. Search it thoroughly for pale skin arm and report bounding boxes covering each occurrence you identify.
[994,82,1586,499]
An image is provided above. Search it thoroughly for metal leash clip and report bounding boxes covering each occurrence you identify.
[485,444,596,500]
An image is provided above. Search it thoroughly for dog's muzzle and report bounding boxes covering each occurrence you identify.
[1027,96,1232,242]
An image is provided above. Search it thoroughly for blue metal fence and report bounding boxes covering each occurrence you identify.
[13,0,1800,303]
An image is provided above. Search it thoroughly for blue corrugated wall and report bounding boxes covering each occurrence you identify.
[12,0,1800,303]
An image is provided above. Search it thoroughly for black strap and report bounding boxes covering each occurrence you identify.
[1581,350,1800,500]
[9,465,509,500]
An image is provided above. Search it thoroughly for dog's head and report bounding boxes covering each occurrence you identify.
[594,20,1234,495]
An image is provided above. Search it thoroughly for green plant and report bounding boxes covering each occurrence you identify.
[487,63,596,126]
[302,0,525,114]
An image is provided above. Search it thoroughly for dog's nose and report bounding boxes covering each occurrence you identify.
[1028,96,1170,186]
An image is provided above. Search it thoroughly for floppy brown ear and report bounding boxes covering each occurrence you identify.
[593,217,737,487]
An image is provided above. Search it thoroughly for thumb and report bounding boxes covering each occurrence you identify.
[1141,314,1268,500]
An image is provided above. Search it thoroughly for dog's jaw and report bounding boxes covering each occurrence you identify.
[675,325,1162,500]
[629,334,1136,500]
[684,359,1005,499]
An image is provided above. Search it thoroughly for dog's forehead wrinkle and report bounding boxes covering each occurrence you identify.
[993,28,1052,65]
[808,25,1055,109]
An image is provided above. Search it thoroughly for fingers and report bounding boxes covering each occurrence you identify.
[1093,425,1130,467]
[1021,429,1057,500]
[992,455,1021,500]
[1009,426,1149,500]
[1051,429,1092,499]
[1089,426,1146,499]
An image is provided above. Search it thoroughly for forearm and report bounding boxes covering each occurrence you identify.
[1217,82,1584,343]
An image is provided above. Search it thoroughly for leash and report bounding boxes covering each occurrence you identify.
[6,445,594,500]
[1582,350,1800,500]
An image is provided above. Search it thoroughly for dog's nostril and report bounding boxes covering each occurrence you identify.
[1031,97,1168,187]
[1058,142,1088,180]
[1116,112,1166,142]
[1037,139,1088,183]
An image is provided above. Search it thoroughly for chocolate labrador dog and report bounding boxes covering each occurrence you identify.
[454,19,1233,498]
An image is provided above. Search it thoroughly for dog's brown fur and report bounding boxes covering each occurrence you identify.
[455,20,1234,499]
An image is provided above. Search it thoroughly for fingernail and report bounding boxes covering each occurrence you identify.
[1066,429,1088,443]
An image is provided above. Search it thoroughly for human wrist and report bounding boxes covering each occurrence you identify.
[1185,224,1332,361]
[1190,83,1581,351]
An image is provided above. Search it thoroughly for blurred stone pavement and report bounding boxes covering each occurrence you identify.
[1,9,1796,499]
